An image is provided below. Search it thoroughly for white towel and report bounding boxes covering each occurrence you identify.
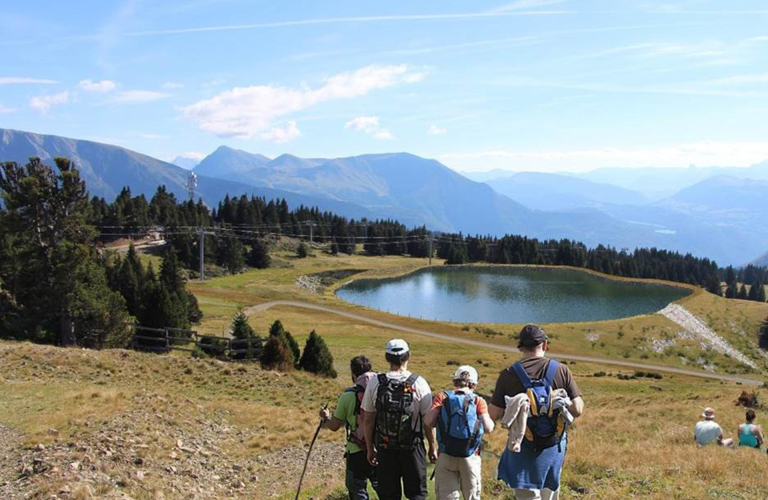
[502,394,530,453]
[552,388,574,425]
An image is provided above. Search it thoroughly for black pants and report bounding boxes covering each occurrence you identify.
[376,442,427,500]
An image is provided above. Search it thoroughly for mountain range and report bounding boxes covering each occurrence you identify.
[1,128,766,266]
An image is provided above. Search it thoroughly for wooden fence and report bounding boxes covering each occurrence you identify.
[132,326,264,361]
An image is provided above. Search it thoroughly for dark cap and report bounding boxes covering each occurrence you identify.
[517,324,548,348]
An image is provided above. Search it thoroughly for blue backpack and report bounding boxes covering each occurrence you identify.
[436,391,484,457]
[512,360,567,452]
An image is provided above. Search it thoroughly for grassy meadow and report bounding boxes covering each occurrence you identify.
[1,244,767,499]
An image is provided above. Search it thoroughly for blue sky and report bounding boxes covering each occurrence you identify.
[3,0,768,172]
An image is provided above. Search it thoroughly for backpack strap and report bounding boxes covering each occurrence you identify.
[542,360,559,387]
[438,391,451,443]
[511,362,533,389]
[405,373,419,387]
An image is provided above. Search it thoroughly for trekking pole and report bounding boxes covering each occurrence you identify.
[295,404,328,500]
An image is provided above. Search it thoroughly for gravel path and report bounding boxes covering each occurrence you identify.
[246,300,762,386]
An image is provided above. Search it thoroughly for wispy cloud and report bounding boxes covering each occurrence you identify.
[29,91,69,113]
[262,121,302,143]
[345,116,394,140]
[497,76,754,97]
[428,124,447,135]
[488,0,569,13]
[126,8,570,37]
[0,77,56,85]
[162,82,184,89]
[440,141,768,172]
[0,104,15,114]
[182,64,424,138]
[137,133,170,139]
[112,90,170,103]
[707,73,768,85]
[78,79,117,92]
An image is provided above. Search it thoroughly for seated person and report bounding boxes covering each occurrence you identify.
[738,409,764,449]
[695,407,733,447]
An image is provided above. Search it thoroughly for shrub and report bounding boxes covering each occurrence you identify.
[593,371,607,377]
[446,359,460,366]
[269,319,300,364]
[735,390,761,408]
[299,330,337,378]
[197,335,228,357]
[297,242,309,259]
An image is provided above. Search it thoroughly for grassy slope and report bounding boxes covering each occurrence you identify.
[1,247,767,499]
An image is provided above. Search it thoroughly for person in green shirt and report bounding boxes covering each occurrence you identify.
[320,355,380,500]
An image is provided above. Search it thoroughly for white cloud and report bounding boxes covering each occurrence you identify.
[0,104,15,114]
[29,91,69,113]
[428,124,447,135]
[163,82,184,89]
[112,90,170,103]
[439,141,768,173]
[345,116,394,140]
[708,73,768,86]
[262,121,302,143]
[78,79,117,92]
[182,64,424,138]
[0,77,56,85]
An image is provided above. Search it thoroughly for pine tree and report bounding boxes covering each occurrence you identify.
[269,319,285,337]
[725,279,738,299]
[759,316,768,349]
[268,320,300,365]
[705,275,722,296]
[247,239,271,269]
[230,309,254,339]
[331,239,339,256]
[0,158,130,346]
[260,335,294,371]
[299,330,337,378]
[218,234,246,274]
[737,284,748,300]
[758,282,767,303]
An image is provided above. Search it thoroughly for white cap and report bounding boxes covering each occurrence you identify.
[453,365,478,385]
[385,339,410,355]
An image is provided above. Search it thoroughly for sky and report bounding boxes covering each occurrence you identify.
[3,0,768,173]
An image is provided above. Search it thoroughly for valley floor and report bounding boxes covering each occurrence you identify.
[1,248,767,499]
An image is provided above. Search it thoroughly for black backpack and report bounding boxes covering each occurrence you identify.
[374,373,422,450]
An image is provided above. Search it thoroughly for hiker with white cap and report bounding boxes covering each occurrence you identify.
[362,339,435,500]
[695,407,734,447]
[424,365,495,500]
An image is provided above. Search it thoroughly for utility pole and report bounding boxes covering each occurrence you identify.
[198,227,215,280]
[428,231,433,266]
[199,228,205,280]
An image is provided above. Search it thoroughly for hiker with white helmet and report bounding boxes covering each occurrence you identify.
[319,355,380,500]
[424,365,495,500]
[488,324,584,500]
[362,339,435,500]
[695,407,734,447]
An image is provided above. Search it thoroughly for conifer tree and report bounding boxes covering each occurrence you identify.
[260,335,294,371]
[705,275,722,296]
[297,242,309,258]
[299,330,337,378]
[247,238,271,269]
[218,234,246,274]
[759,316,768,349]
[758,283,767,303]
[230,309,254,339]
[738,284,748,300]
[268,319,300,365]
[725,279,738,299]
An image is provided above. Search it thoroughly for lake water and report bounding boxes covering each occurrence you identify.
[336,266,690,324]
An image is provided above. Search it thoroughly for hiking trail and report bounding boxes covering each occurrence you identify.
[245,300,762,386]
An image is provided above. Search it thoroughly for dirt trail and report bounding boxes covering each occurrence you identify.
[246,300,762,386]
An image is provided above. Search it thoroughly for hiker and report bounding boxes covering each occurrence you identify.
[488,325,584,500]
[737,409,764,449]
[362,339,436,500]
[424,365,495,500]
[694,407,733,447]
[319,355,380,500]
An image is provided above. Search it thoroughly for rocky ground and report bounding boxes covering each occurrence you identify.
[0,344,345,499]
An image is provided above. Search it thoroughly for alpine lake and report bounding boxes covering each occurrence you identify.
[335,266,691,324]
